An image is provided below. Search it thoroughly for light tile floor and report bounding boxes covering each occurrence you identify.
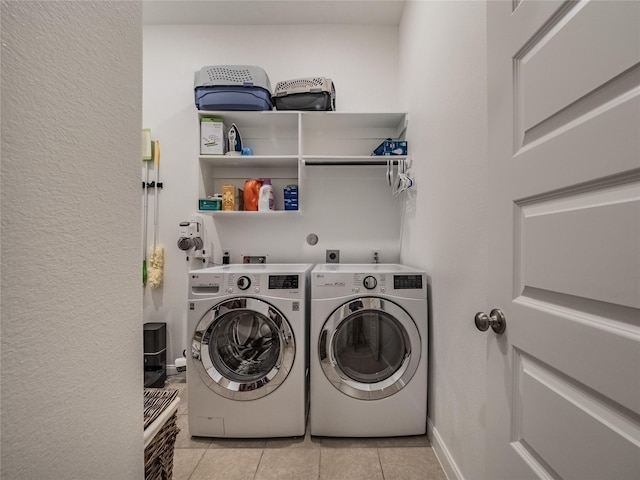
[161,375,446,480]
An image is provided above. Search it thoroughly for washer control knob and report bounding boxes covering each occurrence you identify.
[353,287,360,294]
[363,276,377,290]
[254,287,260,293]
[227,287,234,294]
[237,276,251,290]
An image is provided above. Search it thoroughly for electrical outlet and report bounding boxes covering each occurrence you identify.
[371,250,380,264]
[326,249,340,263]
[243,255,267,264]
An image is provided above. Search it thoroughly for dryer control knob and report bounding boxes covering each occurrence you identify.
[254,287,260,293]
[363,276,377,290]
[353,287,360,293]
[227,287,234,294]
[237,276,251,290]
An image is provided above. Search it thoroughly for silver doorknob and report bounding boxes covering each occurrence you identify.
[474,309,506,334]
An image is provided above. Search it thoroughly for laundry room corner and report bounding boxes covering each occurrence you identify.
[398,2,489,479]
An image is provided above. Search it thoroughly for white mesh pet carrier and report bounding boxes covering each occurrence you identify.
[194,65,272,91]
[273,77,335,111]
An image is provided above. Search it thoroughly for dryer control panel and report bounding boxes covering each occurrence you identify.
[393,274,423,290]
[311,265,426,300]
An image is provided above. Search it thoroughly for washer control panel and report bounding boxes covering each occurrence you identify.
[363,276,377,290]
[237,276,251,290]
[189,265,312,299]
[220,273,303,297]
[269,275,299,290]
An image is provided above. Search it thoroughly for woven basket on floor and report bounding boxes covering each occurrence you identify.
[144,389,180,480]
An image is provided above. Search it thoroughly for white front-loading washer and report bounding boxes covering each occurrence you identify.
[187,263,313,438]
[310,264,428,437]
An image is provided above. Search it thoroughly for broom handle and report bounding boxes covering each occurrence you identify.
[143,160,149,286]
[153,140,160,249]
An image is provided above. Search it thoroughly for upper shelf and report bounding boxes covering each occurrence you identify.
[299,112,407,134]
[198,110,298,129]
[197,110,409,161]
[301,113,407,157]
[197,110,407,134]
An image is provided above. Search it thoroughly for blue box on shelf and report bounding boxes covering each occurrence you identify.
[284,184,298,210]
[284,184,298,196]
[284,185,298,210]
[372,138,408,156]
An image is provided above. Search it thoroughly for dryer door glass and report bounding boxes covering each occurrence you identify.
[319,297,421,400]
[333,310,405,383]
[192,297,295,401]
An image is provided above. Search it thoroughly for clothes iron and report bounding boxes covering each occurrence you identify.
[227,123,243,155]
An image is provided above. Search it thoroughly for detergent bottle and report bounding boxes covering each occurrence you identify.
[243,179,263,211]
[258,178,274,211]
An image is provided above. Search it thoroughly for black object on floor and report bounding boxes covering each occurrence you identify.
[144,322,167,388]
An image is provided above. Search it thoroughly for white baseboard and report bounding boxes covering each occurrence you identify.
[428,418,465,480]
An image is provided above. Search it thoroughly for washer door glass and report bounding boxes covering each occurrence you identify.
[192,297,295,401]
[319,297,421,400]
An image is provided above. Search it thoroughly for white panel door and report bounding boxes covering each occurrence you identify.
[486,1,640,479]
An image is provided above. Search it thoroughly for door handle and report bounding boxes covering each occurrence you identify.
[474,309,506,334]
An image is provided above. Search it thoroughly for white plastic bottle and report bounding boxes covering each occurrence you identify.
[258,178,274,211]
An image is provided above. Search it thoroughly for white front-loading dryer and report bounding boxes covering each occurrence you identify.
[187,264,313,438]
[310,264,428,437]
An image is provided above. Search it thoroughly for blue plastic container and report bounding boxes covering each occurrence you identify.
[194,86,273,111]
[194,65,273,111]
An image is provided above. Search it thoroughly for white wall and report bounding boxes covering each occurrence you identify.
[399,2,488,479]
[1,1,143,478]
[142,24,404,368]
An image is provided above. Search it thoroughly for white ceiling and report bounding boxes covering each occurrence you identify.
[142,0,407,26]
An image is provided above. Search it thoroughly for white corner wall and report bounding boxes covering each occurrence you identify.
[1,2,143,478]
[142,24,402,369]
[399,2,488,479]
